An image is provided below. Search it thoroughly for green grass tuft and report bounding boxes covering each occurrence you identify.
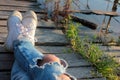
[65,20,120,80]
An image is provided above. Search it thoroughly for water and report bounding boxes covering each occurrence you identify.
[73,0,120,33]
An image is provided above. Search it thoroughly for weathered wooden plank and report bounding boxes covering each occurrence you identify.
[0,72,10,80]
[0,0,36,7]
[113,57,120,63]
[0,53,13,61]
[35,46,71,54]
[0,11,44,17]
[0,61,14,70]
[79,31,119,43]
[0,29,68,45]
[0,34,6,43]
[0,20,6,27]
[67,67,102,79]
[0,67,103,80]
[0,53,91,70]
[0,5,40,12]
[104,51,120,57]
[35,29,68,45]
[81,78,106,80]
[0,15,8,20]
[65,10,120,16]
[0,11,12,16]
[99,46,120,51]
[37,20,56,28]
[98,46,120,57]
[0,45,70,53]
[0,20,56,28]
[0,12,50,23]
[56,53,92,67]
[0,26,7,33]
[96,44,120,64]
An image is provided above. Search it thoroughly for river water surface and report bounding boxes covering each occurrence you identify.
[73,0,120,33]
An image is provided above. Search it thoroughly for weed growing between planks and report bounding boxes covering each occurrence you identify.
[65,18,120,80]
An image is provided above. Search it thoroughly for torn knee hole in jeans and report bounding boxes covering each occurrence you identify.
[37,58,68,70]
[37,59,60,66]
[37,59,43,66]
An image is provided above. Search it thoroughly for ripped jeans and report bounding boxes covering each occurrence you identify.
[11,39,67,80]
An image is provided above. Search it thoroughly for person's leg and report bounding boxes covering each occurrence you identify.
[4,11,32,80]
[11,61,31,80]
[21,10,37,45]
[14,40,75,80]
[13,38,70,80]
[11,11,44,78]
[4,11,22,51]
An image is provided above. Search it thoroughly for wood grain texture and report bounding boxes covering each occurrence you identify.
[0,0,36,7]
[0,28,68,45]
[67,67,102,79]
[0,20,56,28]
[0,5,41,12]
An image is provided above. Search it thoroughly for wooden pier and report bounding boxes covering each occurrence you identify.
[0,0,115,80]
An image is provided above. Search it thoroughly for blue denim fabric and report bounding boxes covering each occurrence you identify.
[11,60,31,80]
[11,39,67,80]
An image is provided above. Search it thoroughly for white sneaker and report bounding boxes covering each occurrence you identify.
[20,10,38,45]
[4,11,23,51]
